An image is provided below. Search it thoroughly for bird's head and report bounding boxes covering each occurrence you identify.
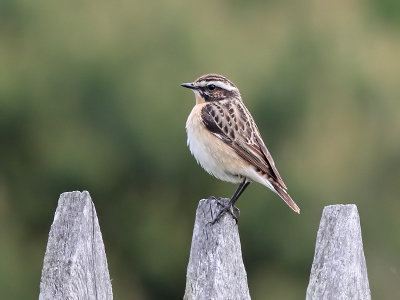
[181,74,241,104]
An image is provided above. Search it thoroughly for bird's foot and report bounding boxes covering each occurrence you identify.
[210,199,240,225]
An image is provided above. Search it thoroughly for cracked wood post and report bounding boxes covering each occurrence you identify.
[39,191,113,300]
[184,197,251,300]
[306,204,371,300]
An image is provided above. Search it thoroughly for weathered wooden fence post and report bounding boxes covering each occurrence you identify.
[306,204,371,300]
[39,191,113,300]
[40,193,370,299]
[184,197,251,300]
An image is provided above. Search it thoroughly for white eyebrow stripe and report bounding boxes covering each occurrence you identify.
[196,80,236,91]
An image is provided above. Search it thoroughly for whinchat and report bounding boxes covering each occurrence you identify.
[182,74,300,223]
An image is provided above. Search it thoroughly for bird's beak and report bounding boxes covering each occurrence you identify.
[181,82,196,89]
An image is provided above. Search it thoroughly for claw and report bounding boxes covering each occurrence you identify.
[208,179,250,225]
[233,205,240,219]
[210,200,240,225]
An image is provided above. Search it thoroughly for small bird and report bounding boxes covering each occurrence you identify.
[182,74,300,223]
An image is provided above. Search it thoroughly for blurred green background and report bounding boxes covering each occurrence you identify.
[1,0,399,298]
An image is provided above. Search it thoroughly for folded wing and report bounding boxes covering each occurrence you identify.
[201,101,300,213]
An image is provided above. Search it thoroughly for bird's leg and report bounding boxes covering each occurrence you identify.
[211,179,250,224]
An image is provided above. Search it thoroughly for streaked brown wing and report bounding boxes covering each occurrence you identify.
[201,101,287,189]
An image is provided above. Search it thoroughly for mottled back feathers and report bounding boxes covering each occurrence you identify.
[201,99,287,189]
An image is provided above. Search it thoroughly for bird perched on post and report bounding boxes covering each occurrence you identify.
[181,74,300,223]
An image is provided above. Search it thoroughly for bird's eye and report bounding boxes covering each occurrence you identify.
[208,84,216,91]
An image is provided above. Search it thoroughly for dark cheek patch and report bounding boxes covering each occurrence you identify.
[208,89,228,101]
[203,88,236,102]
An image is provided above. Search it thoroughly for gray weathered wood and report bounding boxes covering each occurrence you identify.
[40,191,113,300]
[306,204,371,300]
[184,197,251,300]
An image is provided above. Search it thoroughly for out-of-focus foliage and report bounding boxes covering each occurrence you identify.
[1,0,399,298]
